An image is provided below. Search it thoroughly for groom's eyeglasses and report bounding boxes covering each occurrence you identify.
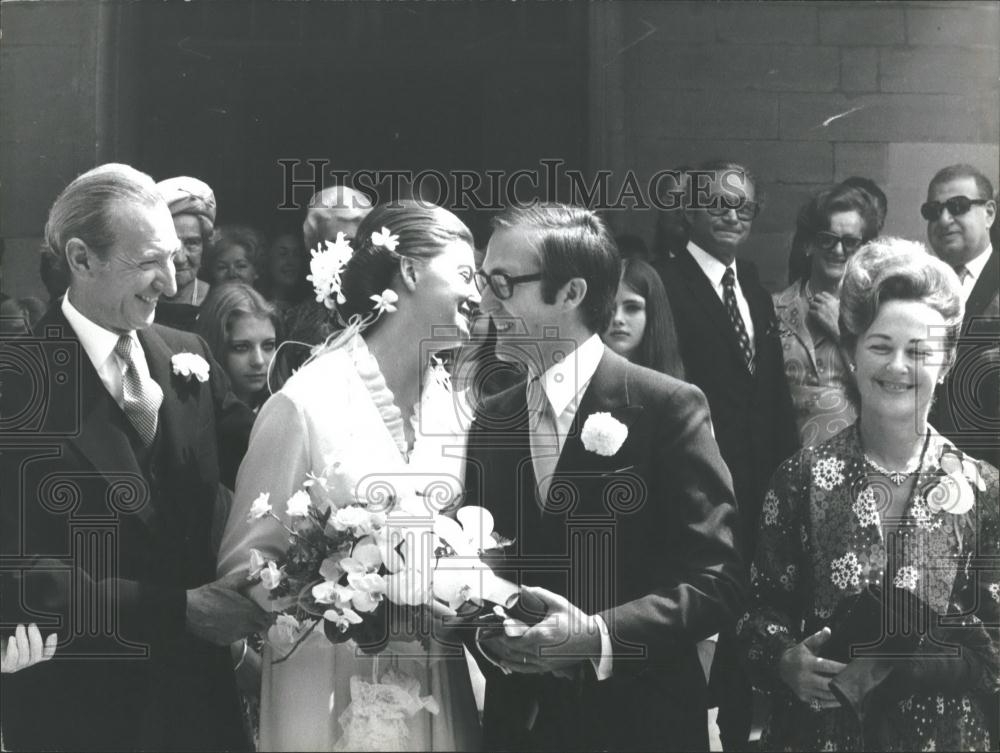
[474,270,543,300]
[920,196,989,221]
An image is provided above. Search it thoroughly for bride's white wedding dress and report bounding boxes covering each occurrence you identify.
[217,334,481,751]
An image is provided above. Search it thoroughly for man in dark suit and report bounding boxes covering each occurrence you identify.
[0,164,271,751]
[924,164,999,471]
[654,161,799,749]
[463,204,746,751]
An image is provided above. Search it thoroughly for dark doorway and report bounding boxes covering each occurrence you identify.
[129,1,589,246]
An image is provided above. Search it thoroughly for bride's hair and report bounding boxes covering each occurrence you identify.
[337,200,473,326]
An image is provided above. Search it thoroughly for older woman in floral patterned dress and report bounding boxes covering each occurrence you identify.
[739,237,1000,751]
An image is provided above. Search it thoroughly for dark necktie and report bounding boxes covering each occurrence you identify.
[722,267,755,374]
[114,334,162,446]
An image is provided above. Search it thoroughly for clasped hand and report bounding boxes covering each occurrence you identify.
[186,569,272,646]
[480,586,602,677]
[807,292,841,342]
[778,627,846,710]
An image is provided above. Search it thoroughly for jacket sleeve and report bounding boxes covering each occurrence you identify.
[599,381,748,672]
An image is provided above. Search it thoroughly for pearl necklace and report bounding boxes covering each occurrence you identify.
[861,430,931,487]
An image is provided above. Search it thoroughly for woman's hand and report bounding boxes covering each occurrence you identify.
[808,292,841,342]
[777,627,846,709]
[1,624,57,674]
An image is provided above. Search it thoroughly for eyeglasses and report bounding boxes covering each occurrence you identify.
[814,231,865,254]
[474,270,543,300]
[706,201,761,221]
[920,196,989,221]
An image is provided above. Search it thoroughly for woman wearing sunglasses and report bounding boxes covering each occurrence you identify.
[773,184,880,447]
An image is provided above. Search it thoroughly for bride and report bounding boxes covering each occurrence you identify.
[216,200,482,751]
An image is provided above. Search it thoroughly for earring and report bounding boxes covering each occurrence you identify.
[848,362,856,373]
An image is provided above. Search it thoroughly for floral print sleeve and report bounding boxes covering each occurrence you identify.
[738,450,810,692]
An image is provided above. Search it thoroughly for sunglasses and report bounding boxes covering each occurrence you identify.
[706,200,760,221]
[920,195,989,221]
[814,231,864,254]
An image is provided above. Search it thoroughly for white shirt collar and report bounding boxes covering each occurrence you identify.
[964,243,992,282]
[535,333,605,418]
[688,240,737,290]
[61,292,135,375]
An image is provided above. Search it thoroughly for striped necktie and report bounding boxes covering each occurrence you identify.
[722,267,755,374]
[114,335,163,446]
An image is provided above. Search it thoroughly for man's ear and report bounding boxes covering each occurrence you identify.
[64,238,93,277]
[984,199,996,229]
[399,256,419,293]
[558,277,588,311]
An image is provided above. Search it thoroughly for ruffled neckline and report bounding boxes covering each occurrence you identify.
[343,333,409,458]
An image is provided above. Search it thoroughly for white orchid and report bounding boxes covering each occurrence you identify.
[286,490,312,518]
[324,607,363,633]
[370,289,399,315]
[371,227,400,252]
[247,492,272,521]
[260,560,284,590]
[248,548,267,579]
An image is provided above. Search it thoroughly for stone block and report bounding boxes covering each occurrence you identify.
[779,92,999,143]
[906,5,999,47]
[819,5,905,46]
[840,47,879,92]
[879,47,1000,94]
[715,2,818,45]
[834,142,889,185]
[636,90,780,140]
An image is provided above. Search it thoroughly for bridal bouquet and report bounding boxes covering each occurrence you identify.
[245,479,514,656]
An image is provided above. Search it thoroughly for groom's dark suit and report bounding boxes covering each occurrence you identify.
[0,305,253,751]
[463,345,746,751]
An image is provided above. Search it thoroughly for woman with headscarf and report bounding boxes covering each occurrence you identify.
[155,175,217,331]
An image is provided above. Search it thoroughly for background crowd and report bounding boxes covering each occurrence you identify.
[1,158,997,753]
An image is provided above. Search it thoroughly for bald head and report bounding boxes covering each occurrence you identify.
[303,186,373,250]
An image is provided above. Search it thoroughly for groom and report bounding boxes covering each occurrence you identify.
[462,204,747,751]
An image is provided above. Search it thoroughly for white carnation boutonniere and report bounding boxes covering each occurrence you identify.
[924,446,985,516]
[171,352,210,382]
[580,412,629,457]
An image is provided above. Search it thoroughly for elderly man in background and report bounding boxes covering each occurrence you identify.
[924,164,998,471]
[0,163,267,751]
[154,175,217,330]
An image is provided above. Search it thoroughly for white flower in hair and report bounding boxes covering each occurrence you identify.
[581,412,629,456]
[371,227,400,252]
[370,289,399,315]
[307,232,354,309]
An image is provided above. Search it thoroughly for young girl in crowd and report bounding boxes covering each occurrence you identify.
[195,282,280,413]
[602,256,685,380]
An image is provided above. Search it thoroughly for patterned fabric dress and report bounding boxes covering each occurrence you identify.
[738,424,1000,751]
[773,282,857,448]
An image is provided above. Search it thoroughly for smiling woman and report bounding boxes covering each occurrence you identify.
[774,184,881,447]
[740,237,1000,753]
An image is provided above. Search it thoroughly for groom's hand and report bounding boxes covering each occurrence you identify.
[483,586,602,675]
[186,570,272,646]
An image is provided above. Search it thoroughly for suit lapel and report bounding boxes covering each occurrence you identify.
[550,349,644,510]
[740,261,774,355]
[964,247,999,325]
[38,308,154,529]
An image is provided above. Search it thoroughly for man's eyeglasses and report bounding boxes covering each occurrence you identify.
[706,201,761,221]
[920,196,989,221]
[814,231,865,254]
[474,270,543,300]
